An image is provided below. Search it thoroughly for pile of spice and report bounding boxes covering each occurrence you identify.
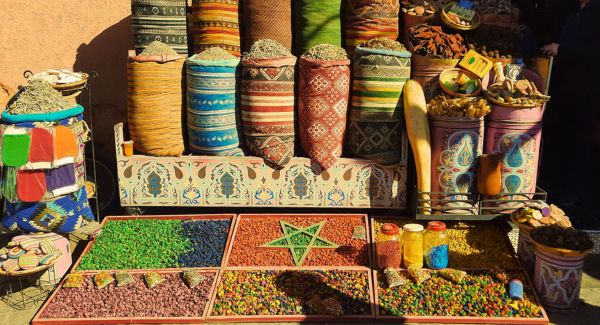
[377,270,543,318]
[6,79,71,115]
[30,69,85,85]
[211,270,371,316]
[409,24,466,59]
[302,44,347,61]
[530,225,594,252]
[361,37,407,52]
[512,204,572,228]
[428,95,490,117]
[466,26,519,59]
[401,1,453,16]
[192,47,237,61]
[244,39,291,59]
[473,0,512,14]
[140,41,178,56]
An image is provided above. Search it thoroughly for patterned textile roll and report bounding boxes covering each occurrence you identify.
[2,188,94,234]
[241,0,293,52]
[191,0,241,56]
[186,56,244,156]
[241,56,296,168]
[348,46,411,165]
[298,57,351,170]
[345,0,400,55]
[131,0,188,55]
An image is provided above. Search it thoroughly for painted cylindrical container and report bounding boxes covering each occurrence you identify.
[483,105,543,211]
[533,243,590,312]
[515,221,535,276]
[430,116,484,213]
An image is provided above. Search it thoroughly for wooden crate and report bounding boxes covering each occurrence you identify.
[223,213,372,268]
[72,214,237,271]
[32,268,220,325]
[206,266,375,322]
[114,123,408,209]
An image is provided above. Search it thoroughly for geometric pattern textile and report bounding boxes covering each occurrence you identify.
[344,0,400,55]
[298,57,351,170]
[241,56,297,168]
[348,46,411,165]
[131,0,188,55]
[191,0,240,56]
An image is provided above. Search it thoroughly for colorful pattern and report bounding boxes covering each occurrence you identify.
[191,0,240,56]
[115,123,407,208]
[2,188,94,234]
[186,58,244,156]
[344,0,400,54]
[298,0,343,51]
[241,57,296,168]
[348,47,411,165]
[299,58,350,170]
[534,248,585,311]
[131,0,188,55]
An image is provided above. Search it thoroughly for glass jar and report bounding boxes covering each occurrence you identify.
[424,221,449,269]
[377,223,401,269]
[402,223,424,269]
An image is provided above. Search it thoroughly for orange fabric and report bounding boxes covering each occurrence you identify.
[54,126,78,161]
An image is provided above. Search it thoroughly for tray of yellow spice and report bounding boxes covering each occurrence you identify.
[371,218,519,269]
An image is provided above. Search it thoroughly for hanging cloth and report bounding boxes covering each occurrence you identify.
[17,170,46,202]
[45,164,77,196]
[1,127,30,167]
[54,125,78,166]
[27,128,54,169]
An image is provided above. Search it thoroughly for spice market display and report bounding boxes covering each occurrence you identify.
[1,0,596,324]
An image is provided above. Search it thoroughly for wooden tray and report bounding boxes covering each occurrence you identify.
[223,213,372,269]
[71,214,237,271]
[206,266,375,322]
[31,268,219,325]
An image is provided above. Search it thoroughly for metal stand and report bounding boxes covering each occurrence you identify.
[0,265,57,310]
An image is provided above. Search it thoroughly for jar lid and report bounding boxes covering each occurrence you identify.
[403,223,424,232]
[427,221,446,231]
[381,223,399,235]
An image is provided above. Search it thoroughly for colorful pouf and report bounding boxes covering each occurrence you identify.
[18,253,39,270]
[241,56,296,168]
[1,259,20,272]
[348,46,411,164]
[186,55,244,156]
[191,0,240,56]
[3,188,94,234]
[298,55,351,170]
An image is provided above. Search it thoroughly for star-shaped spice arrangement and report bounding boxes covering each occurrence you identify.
[261,221,339,266]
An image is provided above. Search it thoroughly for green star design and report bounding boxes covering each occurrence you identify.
[261,221,339,266]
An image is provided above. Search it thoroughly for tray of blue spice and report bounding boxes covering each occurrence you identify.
[75,215,235,271]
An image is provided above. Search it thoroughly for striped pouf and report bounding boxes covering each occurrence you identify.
[131,0,188,55]
[186,56,244,156]
[348,46,411,165]
[241,56,297,168]
[191,0,240,56]
[344,0,400,55]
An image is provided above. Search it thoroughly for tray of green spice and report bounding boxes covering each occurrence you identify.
[74,214,236,271]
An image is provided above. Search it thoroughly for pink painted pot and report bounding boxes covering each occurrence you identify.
[483,105,543,212]
[430,116,484,213]
[534,243,590,312]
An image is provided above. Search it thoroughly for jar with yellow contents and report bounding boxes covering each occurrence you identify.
[402,223,424,269]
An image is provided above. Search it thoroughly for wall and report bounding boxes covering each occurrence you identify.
[0,0,136,213]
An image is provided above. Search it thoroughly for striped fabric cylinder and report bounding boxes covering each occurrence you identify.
[348,46,411,165]
[241,56,297,168]
[186,56,244,156]
[131,0,188,55]
[344,0,400,55]
[191,0,240,56]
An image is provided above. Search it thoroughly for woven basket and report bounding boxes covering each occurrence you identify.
[51,73,89,99]
[127,51,185,156]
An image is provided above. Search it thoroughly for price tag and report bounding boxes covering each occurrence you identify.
[458,50,493,79]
